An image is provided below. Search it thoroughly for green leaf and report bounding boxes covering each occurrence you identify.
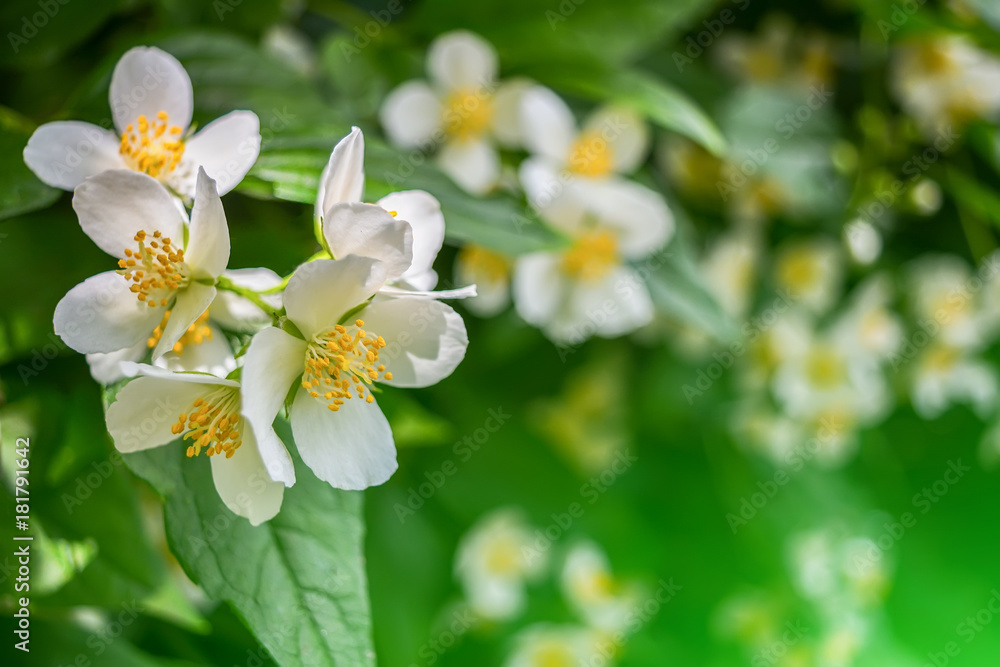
[0,0,128,69]
[531,67,727,156]
[123,422,375,667]
[0,107,60,220]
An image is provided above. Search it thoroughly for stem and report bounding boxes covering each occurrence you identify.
[216,277,282,321]
[260,250,332,295]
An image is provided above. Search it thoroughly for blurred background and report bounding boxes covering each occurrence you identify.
[4,0,1000,665]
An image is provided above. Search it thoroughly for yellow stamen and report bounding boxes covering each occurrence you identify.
[441,87,494,140]
[303,318,390,412]
[119,110,186,179]
[172,387,243,459]
[560,230,620,282]
[567,129,614,178]
[120,230,187,306]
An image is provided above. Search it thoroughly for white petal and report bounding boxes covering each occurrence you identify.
[155,323,236,377]
[360,297,468,388]
[428,30,498,90]
[518,158,587,233]
[464,280,509,317]
[322,203,413,281]
[377,190,444,288]
[124,361,239,385]
[241,327,306,486]
[106,375,214,452]
[565,266,654,340]
[316,127,365,222]
[379,81,442,148]
[519,86,576,164]
[210,425,284,525]
[583,106,649,173]
[182,111,261,196]
[211,268,283,332]
[152,283,217,360]
[54,271,165,354]
[577,178,673,259]
[284,256,388,338]
[513,253,566,328]
[378,284,478,299]
[72,170,186,258]
[491,78,533,148]
[291,387,397,490]
[23,122,124,191]
[109,46,193,135]
[437,138,500,195]
[184,168,231,279]
[86,340,147,385]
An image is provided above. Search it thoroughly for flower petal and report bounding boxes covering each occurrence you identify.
[182,111,261,196]
[152,283,217,360]
[575,178,673,259]
[583,106,649,174]
[379,81,442,148]
[518,157,587,234]
[123,361,239,386]
[109,46,193,135]
[437,138,499,195]
[519,86,576,164]
[155,323,236,378]
[54,271,166,354]
[284,256,388,338]
[23,122,124,191]
[72,170,187,258]
[360,297,468,388]
[491,78,533,148]
[556,266,653,341]
[316,127,365,222]
[377,190,445,289]
[210,425,285,525]
[322,203,413,281]
[211,267,283,332]
[241,327,306,486]
[106,375,215,453]
[184,167,231,279]
[86,340,147,385]
[512,252,567,328]
[291,387,397,490]
[428,30,498,90]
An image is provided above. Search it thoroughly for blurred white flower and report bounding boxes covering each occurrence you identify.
[54,168,231,361]
[503,624,597,667]
[910,178,943,216]
[773,237,843,314]
[910,343,998,419]
[24,46,260,201]
[891,34,1000,132]
[702,230,760,319]
[455,508,546,621]
[907,254,990,348]
[106,364,286,525]
[455,245,512,317]
[380,31,530,194]
[561,541,639,633]
[830,274,904,363]
[242,254,468,489]
[842,219,882,266]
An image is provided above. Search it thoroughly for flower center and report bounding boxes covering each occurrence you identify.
[924,345,959,372]
[776,250,819,292]
[171,388,242,458]
[805,345,847,389]
[302,319,391,412]
[458,245,509,283]
[561,230,620,282]
[119,111,186,179]
[484,538,522,576]
[567,130,614,178]
[118,230,188,308]
[534,643,576,667]
[147,309,212,354]
[442,88,494,140]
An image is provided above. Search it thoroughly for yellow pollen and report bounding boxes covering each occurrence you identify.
[119,111,186,179]
[303,318,390,412]
[120,230,187,306]
[172,387,243,459]
[442,87,494,140]
[560,230,620,282]
[776,250,819,291]
[567,129,614,177]
[458,245,509,283]
[147,309,213,354]
[805,345,846,388]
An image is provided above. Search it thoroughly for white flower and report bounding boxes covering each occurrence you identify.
[910,343,998,419]
[454,508,546,621]
[503,625,598,667]
[830,274,904,363]
[455,245,511,317]
[907,254,986,348]
[842,219,882,266]
[379,31,529,194]
[560,541,638,633]
[517,86,662,232]
[241,254,468,489]
[54,168,232,360]
[24,46,260,201]
[105,364,286,525]
[702,230,760,319]
[891,34,1000,132]
[772,237,843,314]
[512,201,672,345]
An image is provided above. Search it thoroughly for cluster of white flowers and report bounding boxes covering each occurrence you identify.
[380,31,674,346]
[453,508,643,666]
[26,47,471,526]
